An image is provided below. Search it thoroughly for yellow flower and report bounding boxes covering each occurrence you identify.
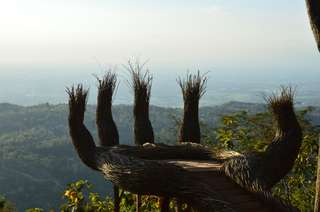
[69,192,77,200]
[64,190,71,197]
[65,190,79,203]
[156,199,160,208]
[74,197,79,204]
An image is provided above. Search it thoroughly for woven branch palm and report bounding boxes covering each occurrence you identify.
[67,85,301,212]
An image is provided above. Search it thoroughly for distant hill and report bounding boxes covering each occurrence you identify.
[0,102,320,210]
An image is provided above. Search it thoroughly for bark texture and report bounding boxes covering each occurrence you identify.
[306,0,320,51]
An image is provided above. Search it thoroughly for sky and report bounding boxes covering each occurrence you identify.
[1,0,320,106]
[0,0,319,76]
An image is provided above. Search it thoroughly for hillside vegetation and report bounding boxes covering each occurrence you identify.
[0,102,320,210]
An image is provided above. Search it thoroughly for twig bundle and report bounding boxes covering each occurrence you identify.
[96,71,119,147]
[67,85,88,123]
[265,86,298,132]
[178,71,207,143]
[125,60,154,145]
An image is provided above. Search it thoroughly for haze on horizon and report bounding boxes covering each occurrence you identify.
[1,0,320,72]
[0,0,320,106]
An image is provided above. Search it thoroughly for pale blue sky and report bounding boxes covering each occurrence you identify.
[0,0,319,75]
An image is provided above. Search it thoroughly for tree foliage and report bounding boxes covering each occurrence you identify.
[0,196,15,212]
[58,180,176,212]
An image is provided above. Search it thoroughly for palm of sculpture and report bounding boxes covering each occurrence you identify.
[67,70,301,212]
